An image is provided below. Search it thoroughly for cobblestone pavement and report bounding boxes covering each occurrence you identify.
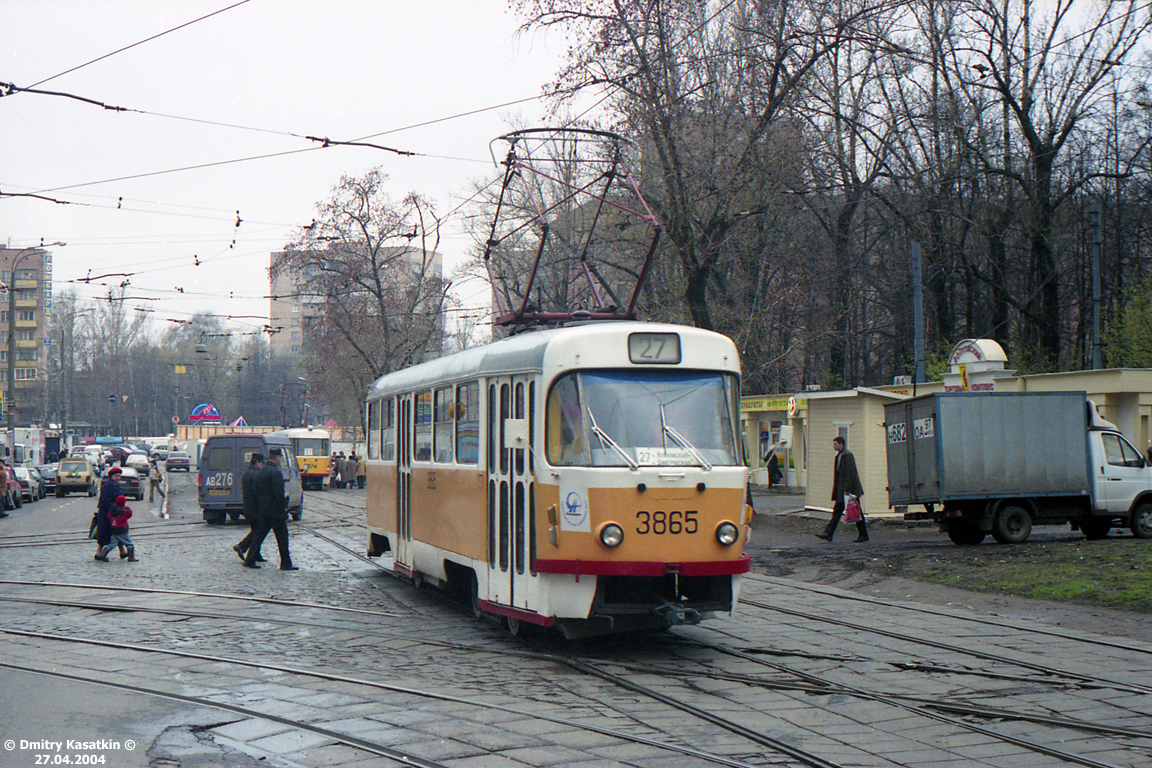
[0,474,1149,768]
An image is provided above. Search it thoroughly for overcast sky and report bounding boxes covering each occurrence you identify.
[2,0,568,342]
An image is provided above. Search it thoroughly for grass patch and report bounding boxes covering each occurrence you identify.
[905,539,1152,612]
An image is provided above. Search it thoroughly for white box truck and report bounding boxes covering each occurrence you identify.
[885,392,1152,544]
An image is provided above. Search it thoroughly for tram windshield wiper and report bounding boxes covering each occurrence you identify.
[660,404,712,471]
[587,408,639,470]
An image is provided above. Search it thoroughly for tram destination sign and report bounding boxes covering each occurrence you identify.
[628,332,681,364]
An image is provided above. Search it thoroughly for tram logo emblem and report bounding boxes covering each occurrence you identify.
[563,490,589,529]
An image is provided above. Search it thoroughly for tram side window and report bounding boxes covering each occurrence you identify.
[546,374,587,465]
[456,381,479,464]
[368,400,380,460]
[434,389,454,463]
[414,390,433,461]
[381,398,396,461]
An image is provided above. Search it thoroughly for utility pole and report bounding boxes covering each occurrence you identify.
[912,241,925,385]
[1090,202,1104,369]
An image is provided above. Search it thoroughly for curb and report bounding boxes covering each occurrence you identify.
[768,508,938,528]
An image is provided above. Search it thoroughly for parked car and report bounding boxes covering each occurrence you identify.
[35,464,57,495]
[150,446,171,461]
[1,465,22,510]
[165,451,191,471]
[13,467,40,502]
[116,467,144,501]
[57,457,97,497]
[26,467,46,500]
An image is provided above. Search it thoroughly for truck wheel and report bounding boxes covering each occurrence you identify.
[1080,519,1111,540]
[992,505,1031,544]
[1131,503,1152,539]
[946,522,985,546]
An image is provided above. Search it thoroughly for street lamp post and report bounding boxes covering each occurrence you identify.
[57,307,91,451]
[7,241,64,461]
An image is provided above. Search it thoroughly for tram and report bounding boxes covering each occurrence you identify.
[364,322,752,637]
[272,427,331,490]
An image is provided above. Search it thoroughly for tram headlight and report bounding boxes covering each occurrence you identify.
[715,522,740,546]
[599,523,625,548]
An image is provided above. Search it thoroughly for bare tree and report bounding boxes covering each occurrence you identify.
[513,0,888,389]
[275,168,453,426]
[954,0,1152,368]
[797,1,905,386]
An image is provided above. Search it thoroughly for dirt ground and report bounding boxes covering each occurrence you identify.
[747,489,1151,643]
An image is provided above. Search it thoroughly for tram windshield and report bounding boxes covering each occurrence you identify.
[546,370,740,467]
[292,437,330,457]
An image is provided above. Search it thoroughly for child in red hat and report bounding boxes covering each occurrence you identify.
[100,494,137,562]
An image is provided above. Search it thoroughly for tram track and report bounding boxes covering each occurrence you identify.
[302,504,1152,765]
[576,655,1152,740]
[0,627,768,768]
[0,658,451,768]
[300,510,1152,697]
[663,631,1146,768]
[736,595,1152,695]
[4,515,857,768]
[9,491,1148,766]
[0,515,360,549]
[3,519,849,766]
[5,582,1148,768]
[0,579,407,617]
[525,628,1151,768]
[10,579,1145,740]
[745,573,1152,655]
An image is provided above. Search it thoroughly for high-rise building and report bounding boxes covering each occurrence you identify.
[0,246,53,426]
[268,247,444,365]
[268,251,319,363]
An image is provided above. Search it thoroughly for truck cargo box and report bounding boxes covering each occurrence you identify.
[885,392,1092,507]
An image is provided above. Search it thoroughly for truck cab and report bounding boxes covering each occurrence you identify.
[1093,427,1152,520]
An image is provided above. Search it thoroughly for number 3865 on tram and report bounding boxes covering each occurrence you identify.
[364,321,752,637]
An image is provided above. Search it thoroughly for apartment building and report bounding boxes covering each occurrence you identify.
[0,245,53,426]
[268,247,444,364]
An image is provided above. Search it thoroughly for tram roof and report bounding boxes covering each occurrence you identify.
[367,321,738,398]
[272,427,331,438]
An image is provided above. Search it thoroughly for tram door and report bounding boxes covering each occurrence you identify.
[397,393,413,567]
[487,376,534,609]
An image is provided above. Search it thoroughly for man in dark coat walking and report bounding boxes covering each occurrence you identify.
[816,436,869,542]
[232,452,265,562]
[242,447,297,570]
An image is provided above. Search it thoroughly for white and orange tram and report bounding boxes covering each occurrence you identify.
[364,321,752,637]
